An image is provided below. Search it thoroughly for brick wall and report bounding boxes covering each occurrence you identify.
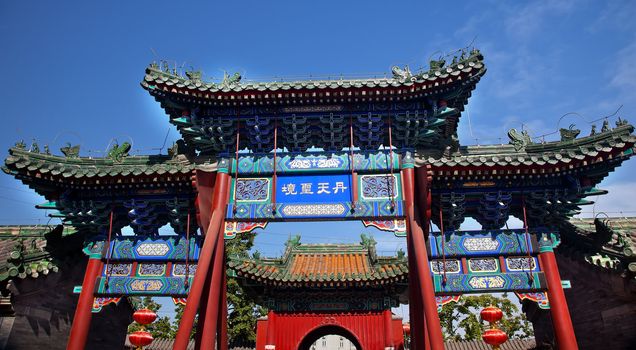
[525,252,636,350]
[2,252,132,350]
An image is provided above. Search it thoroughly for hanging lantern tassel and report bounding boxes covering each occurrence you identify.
[480,306,508,350]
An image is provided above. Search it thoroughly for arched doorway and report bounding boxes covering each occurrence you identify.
[298,325,363,350]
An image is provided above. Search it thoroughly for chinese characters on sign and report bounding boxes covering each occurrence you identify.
[276,174,352,203]
[280,182,348,195]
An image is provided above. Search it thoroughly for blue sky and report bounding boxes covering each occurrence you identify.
[1,0,635,318]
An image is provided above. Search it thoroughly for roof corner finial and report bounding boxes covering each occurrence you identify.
[60,142,80,158]
[286,234,301,249]
[391,65,412,81]
[30,139,40,153]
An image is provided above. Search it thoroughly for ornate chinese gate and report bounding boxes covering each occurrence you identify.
[3,48,635,350]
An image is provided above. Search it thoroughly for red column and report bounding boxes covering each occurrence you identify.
[67,256,103,350]
[401,167,445,350]
[423,313,431,350]
[200,230,225,349]
[194,272,212,350]
[265,310,276,349]
[384,309,394,349]
[174,171,230,350]
[540,242,578,350]
[407,231,423,350]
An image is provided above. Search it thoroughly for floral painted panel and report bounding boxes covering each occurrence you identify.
[235,178,270,202]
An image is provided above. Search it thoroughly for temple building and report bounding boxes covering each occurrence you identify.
[0,48,634,350]
[228,236,407,350]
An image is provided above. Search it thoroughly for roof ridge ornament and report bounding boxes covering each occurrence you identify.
[185,69,202,82]
[60,142,80,158]
[391,65,412,82]
[286,234,301,249]
[14,140,26,149]
[107,141,131,162]
[559,124,581,142]
[507,128,533,152]
[29,139,40,153]
[221,71,242,88]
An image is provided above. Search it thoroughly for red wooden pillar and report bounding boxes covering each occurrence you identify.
[174,171,230,350]
[416,166,433,350]
[401,166,445,350]
[539,238,578,350]
[200,228,226,350]
[195,272,212,350]
[66,256,103,350]
[407,231,424,350]
[265,310,276,349]
[423,312,431,350]
[384,309,394,349]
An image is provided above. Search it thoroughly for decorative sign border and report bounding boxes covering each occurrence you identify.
[228,151,401,175]
[432,272,546,293]
[107,237,201,261]
[227,200,404,220]
[95,276,193,296]
[428,230,538,257]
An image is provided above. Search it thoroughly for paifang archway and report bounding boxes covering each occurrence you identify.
[4,48,635,350]
[297,325,362,350]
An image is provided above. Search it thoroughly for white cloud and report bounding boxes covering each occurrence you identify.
[586,0,636,33]
[503,0,576,40]
[609,36,636,93]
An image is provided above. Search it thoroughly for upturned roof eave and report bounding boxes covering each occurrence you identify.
[416,124,636,168]
[141,56,486,97]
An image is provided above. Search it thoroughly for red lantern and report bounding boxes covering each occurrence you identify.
[480,306,503,323]
[482,328,508,347]
[129,330,153,347]
[133,308,157,325]
[403,323,411,336]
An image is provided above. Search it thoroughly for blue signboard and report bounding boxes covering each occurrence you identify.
[275,174,352,203]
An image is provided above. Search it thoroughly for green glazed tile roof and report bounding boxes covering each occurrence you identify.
[141,51,485,97]
[562,217,636,276]
[418,124,635,169]
[0,225,74,282]
[3,147,197,180]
